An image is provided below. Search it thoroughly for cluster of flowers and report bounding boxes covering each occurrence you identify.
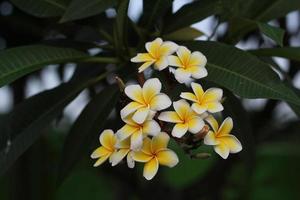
[91,38,242,180]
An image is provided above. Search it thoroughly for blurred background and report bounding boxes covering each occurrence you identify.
[0,0,300,199]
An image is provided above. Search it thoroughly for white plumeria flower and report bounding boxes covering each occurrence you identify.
[111,138,135,168]
[116,114,161,151]
[131,38,178,73]
[168,46,207,83]
[180,82,223,114]
[158,99,205,138]
[204,116,242,159]
[121,78,171,124]
[90,129,117,167]
[132,133,179,180]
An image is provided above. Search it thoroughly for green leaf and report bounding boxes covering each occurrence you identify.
[163,0,220,33]
[163,27,204,41]
[249,47,300,62]
[60,0,118,23]
[257,22,285,46]
[185,41,300,105]
[10,0,69,17]
[57,85,119,185]
[0,45,88,88]
[140,0,172,29]
[114,0,129,52]
[0,75,102,176]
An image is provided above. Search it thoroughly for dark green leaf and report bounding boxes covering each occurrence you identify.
[257,22,285,46]
[60,0,118,23]
[0,76,101,176]
[140,0,172,29]
[114,0,129,51]
[249,47,300,62]
[185,41,300,105]
[0,45,88,88]
[10,0,70,17]
[163,27,204,41]
[57,85,119,184]
[163,0,220,33]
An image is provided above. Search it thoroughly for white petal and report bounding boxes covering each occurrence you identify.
[150,93,172,111]
[124,84,144,103]
[189,51,207,67]
[159,41,178,56]
[130,130,143,151]
[168,55,182,67]
[111,149,130,166]
[154,56,169,71]
[132,107,150,124]
[143,120,161,136]
[146,38,163,56]
[191,103,207,114]
[120,102,144,119]
[172,123,188,138]
[127,152,135,168]
[174,68,191,83]
[214,143,230,159]
[190,66,208,79]
[143,158,159,180]
[142,78,162,101]
[188,117,205,134]
[138,61,154,73]
[203,131,218,145]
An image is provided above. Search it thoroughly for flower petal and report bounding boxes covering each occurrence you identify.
[218,117,233,136]
[203,131,218,145]
[138,61,155,73]
[177,46,191,65]
[143,120,161,136]
[130,130,143,151]
[132,151,152,162]
[143,157,159,180]
[158,111,182,123]
[203,88,223,103]
[157,150,179,167]
[188,116,205,134]
[188,66,208,79]
[131,53,154,63]
[189,51,207,67]
[168,55,182,67]
[142,78,162,103]
[214,143,230,159]
[132,107,150,124]
[206,102,224,113]
[93,154,110,167]
[125,84,144,104]
[173,99,190,120]
[100,129,116,151]
[150,93,172,111]
[91,146,110,159]
[141,137,152,155]
[218,135,242,153]
[180,92,197,102]
[116,124,138,141]
[159,41,178,56]
[191,82,204,100]
[174,68,191,83]
[111,149,130,166]
[146,38,163,57]
[115,137,131,149]
[205,115,219,133]
[154,56,169,71]
[127,152,135,168]
[191,103,207,114]
[172,123,188,138]
[120,102,144,119]
[151,132,170,152]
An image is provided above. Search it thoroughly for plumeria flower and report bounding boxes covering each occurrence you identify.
[168,46,207,83]
[121,78,171,124]
[132,132,179,180]
[111,138,135,168]
[91,129,117,167]
[204,116,242,159]
[131,38,178,73]
[180,82,223,114]
[116,114,161,150]
[158,99,205,138]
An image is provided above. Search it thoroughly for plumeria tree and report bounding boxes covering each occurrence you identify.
[0,0,300,199]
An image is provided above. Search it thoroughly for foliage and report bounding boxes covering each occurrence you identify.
[0,0,300,199]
